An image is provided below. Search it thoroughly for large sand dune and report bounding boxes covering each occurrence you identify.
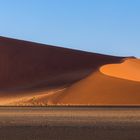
[0,36,139,106]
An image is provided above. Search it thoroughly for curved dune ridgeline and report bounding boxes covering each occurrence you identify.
[0,36,140,106]
[100,58,140,82]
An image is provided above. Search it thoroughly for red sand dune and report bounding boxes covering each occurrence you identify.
[0,36,140,106]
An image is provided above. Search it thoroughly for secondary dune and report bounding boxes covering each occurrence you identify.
[12,58,140,106]
[49,70,140,105]
[48,58,140,105]
[0,36,140,106]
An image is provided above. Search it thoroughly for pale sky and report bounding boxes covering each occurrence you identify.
[0,0,140,57]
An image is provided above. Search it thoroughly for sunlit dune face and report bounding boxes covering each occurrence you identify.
[100,58,140,82]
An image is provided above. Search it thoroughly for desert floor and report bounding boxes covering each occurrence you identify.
[0,107,140,140]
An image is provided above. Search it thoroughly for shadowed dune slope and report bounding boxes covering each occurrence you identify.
[0,36,122,91]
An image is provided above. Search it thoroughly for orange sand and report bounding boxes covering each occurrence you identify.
[0,36,140,106]
[100,58,140,82]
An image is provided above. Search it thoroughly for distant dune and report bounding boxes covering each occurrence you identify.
[0,36,139,106]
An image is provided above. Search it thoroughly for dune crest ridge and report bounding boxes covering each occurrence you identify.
[100,58,140,82]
